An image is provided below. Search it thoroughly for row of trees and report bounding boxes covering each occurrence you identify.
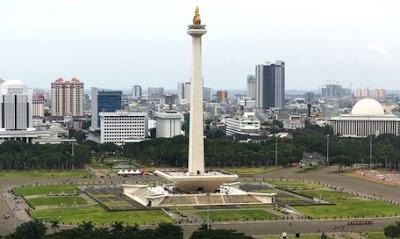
[5,220,253,239]
[123,135,303,167]
[3,123,400,170]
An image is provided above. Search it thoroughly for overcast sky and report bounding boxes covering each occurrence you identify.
[0,0,399,92]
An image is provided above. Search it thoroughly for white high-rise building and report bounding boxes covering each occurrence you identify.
[132,85,142,100]
[247,75,256,100]
[177,82,191,103]
[155,111,183,138]
[100,111,148,146]
[0,79,32,130]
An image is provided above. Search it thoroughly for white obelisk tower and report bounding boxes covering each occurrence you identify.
[187,7,207,176]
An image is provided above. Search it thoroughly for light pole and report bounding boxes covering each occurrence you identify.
[275,135,278,167]
[326,134,330,165]
[369,136,373,168]
[207,192,210,230]
[71,137,75,157]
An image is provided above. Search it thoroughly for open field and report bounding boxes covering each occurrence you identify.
[0,170,93,179]
[194,209,278,221]
[294,199,400,218]
[27,196,88,207]
[266,180,326,189]
[30,205,173,225]
[14,185,80,196]
[222,167,278,174]
[364,231,386,239]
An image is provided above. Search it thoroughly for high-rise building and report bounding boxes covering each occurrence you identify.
[51,78,84,116]
[246,75,256,100]
[216,90,228,103]
[255,61,285,109]
[148,87,164,100]
[32,94,45,118]
[177,82,191,103]
[0,79,32,130]
[100,111,147,146]
[155,111,183,138]
[132,85,142,100]
[355,88,371,99]
[375,89,386,101]
[203,87,212,101]
[91,87,122,129]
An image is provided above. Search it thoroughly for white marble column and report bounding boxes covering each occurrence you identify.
[187,26,207,175]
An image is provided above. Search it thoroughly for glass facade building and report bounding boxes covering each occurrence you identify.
[91,87,122,129]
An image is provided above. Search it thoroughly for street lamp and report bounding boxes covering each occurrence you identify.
[326,134,330,165]
[71,137,76,157]
[275,135,278,167]
[369,136,373,169]
[207,192,210,230]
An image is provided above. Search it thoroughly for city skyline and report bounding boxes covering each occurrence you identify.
[1,1,399,91]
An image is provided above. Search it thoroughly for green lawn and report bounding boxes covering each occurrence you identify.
[27,196,88,207]
[266,180,326,189]
[0,170,93,179]
[364,232,386,239]
[93,194,116,198]
[194,209,278,221]
[14,185,80,196]
[222,167,278,174]
[294,199,400,218]
[296,189,353,200]
[103,201,131,207]
[30,205,172,225]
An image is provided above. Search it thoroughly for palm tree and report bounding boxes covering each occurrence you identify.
[110,221,124,234]
[79,221,94,231]
[50,220,60,232]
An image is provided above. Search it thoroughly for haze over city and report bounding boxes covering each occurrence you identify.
[1,0,399,91]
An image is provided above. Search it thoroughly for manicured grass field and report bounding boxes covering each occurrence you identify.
[294,199,400,218]
[296,189,353,200]
[93,194,116,198]
[222,167,278,174]
[194,209,278,221]
[266,180,326,189]
[0,170,93,179]
[14,185,80,196]
[27,196,88,207]
[30,205,173,225]
[103,201,131,207]
[364,231,385,239]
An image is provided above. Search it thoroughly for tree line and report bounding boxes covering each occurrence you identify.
[5,220,253,239]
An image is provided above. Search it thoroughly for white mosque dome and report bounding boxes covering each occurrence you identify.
[351,98,384,115]
[1,79,25,88]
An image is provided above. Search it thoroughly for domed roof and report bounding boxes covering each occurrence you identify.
[351,98,384,115]
[1,79,25,88]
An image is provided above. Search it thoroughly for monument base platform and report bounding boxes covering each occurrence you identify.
[155,170,239,192]
[122,183,276,208]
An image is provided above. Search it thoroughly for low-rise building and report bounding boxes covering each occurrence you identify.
[225,112,261,136]
[100,111,148,146]
[155,111,183,138]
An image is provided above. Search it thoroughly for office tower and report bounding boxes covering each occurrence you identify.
[132,85,142,100]
[255,61,285,109]
[155,111,183,138]
[375,89,386,101]
[100,111,147,146]
[178,82,191,103]
[32,94,45,118]
[216,90,228,103]
[177,82,185,100]
[247,75,256,100]
[203,87,212,101]
[91,87,122,129]
[51,78,84,116]
[0,79,32,130]
[148,87,164,100]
